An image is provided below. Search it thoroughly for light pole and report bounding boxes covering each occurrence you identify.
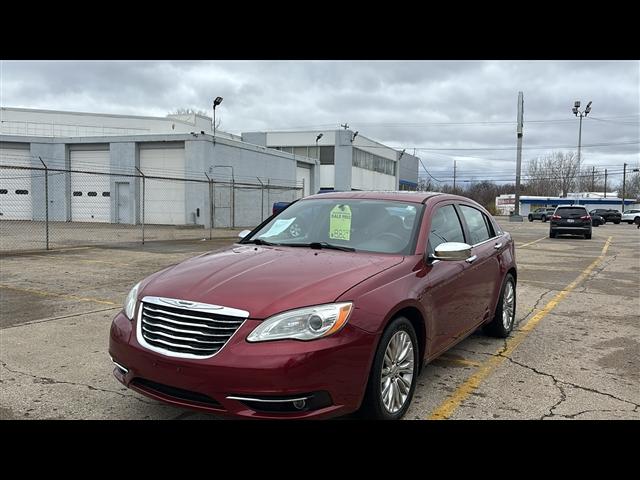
[572,100,592,173]
[315,133,323,162]
[213,96,223,141]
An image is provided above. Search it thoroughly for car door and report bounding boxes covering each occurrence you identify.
[456,203,502,329]
[418,202,471,355]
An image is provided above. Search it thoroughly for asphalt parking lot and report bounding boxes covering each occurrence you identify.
[1,220,639,420]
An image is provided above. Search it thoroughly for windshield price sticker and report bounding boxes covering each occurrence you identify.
[329,205,352,241]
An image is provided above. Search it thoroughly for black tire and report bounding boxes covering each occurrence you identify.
[541,215,547,222]
[635,217,640,225]
[614,220,620,225]
[528,215,533,222]
[483,273,516,338]
[585,232,592,239]
[549,231,556,238]
[359,316,419,420]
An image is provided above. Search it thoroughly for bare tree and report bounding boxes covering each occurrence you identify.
[618,171,640,200]
[525,151,580,197]
[169,108,209,116]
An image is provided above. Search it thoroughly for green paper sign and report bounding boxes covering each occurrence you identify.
[329,205,352,241]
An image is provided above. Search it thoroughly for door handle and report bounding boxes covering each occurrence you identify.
[494,243,503,249]
[465,255,478,263]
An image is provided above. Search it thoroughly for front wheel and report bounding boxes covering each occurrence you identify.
[528,215,533,222]
[541,215,547,222]
[483,273,516,338]
[549,231,556,238]
[614,220,620,225]
[360,317,419,420]
[585,232,592,239]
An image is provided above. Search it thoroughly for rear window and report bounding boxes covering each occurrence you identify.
[556,207,587,217]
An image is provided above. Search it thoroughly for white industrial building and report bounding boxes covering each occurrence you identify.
[0,108,420,227]
[241,130,419,194]
[495,193,638,216]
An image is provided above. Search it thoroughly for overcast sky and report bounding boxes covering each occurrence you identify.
[2,60,639,184]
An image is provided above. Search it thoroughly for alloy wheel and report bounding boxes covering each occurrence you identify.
[380,331,415,414]
[502,281,515,329]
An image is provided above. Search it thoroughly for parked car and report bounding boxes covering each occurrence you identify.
[528,207,555,222]
[590,208,621,224]
[550,205,592,239]
[109,192,517,420]
[621,209,640,224]
[589,212,605,227]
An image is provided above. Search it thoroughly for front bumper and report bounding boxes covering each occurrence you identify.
[109,311,378,419]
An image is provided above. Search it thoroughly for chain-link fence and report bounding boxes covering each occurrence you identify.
[0,161,303,252]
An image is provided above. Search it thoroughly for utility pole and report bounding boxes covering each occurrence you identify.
[511,91,524,222]
[453,160,457,191]
[622,163,627,211]
[604,169,607,198]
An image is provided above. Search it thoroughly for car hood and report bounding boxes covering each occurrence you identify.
[139,245,404,319]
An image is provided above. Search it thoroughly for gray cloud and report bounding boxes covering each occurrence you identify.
[2,60,638,183]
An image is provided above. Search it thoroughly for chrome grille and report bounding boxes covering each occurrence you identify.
[138,296,248,358]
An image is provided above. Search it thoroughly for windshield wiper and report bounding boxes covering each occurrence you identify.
[242,238,279,246]
[278,242,356,252]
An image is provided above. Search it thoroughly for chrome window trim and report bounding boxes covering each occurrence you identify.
[470,232,505,248]
[136,296,248,360]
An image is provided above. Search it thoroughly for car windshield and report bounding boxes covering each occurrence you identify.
[243,198,424,254]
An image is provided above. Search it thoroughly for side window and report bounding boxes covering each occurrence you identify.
[459,205,491,245]
[428,204,465,254]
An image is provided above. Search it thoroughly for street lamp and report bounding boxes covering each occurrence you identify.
[315,133,323,162]
[213,96,223,140]
[572,100,592,172]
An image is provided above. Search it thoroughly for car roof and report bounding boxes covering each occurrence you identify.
[303,191,444,204]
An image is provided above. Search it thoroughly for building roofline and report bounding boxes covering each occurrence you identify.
[1,106,212,125]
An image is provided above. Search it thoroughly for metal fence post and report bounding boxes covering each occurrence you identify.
[38,157,49,250]
[204,172,213,240]
[135,167,145,245]
[256,177,265,222]
[267,179,270,216]
[231,176,235,228]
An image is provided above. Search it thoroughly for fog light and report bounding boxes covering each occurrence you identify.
[293,399,306,410]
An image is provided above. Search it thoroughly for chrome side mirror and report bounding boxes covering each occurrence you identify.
[238,229,252,239]
[433,242,473,261]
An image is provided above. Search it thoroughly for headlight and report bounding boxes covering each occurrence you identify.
[124,282,141,320]
[247,302,353,342]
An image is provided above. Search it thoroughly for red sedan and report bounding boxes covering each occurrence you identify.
[109,191,517,419]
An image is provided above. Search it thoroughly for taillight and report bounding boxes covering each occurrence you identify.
[551,215,561,220]
[580,215,591,221]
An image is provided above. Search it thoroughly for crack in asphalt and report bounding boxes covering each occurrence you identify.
[0,360,159,406]
[501,356,640,419]
[514,288,554,329]
[575,254,618,294]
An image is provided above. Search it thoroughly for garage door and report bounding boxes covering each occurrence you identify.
[140,146,185,225]
[0,145,33,220]
[70,149,111,222]
[296,164,311,197]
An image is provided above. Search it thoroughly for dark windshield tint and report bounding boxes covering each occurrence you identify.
[556,207,587,217]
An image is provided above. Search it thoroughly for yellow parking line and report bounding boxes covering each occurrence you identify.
[0,283,118,306]
[518,236,547,248]
[428,236,613,420]
[435,356,482,368]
